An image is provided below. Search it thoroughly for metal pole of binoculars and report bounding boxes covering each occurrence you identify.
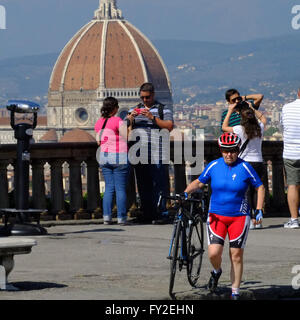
[0,100,47,236]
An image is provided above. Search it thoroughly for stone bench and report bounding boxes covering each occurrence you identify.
[0,237,37,291]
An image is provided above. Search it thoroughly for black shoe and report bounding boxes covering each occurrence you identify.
[207,269,222,293]
[152,215,172,225]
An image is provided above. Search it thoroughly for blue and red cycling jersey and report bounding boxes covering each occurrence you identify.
[198,157,262,217]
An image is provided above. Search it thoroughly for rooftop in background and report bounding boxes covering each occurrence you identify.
[59,129,96,143]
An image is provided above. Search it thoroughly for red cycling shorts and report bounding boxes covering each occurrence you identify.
[206,213,250,249]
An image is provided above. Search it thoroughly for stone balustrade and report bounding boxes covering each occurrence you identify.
[0,140,288,221]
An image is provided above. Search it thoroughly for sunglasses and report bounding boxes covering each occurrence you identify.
[220,147,239,154]
[231,96,242,103]
[140,95,151,100]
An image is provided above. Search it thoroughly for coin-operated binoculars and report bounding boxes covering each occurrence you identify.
[0,100,47,236]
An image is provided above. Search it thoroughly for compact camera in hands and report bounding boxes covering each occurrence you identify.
[134,108,144,115]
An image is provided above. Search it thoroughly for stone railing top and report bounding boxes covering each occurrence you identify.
[0,238,37,250]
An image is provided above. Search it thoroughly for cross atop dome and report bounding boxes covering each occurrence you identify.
[94,0,123,20]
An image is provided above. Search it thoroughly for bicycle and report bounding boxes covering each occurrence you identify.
[158,192,206,298]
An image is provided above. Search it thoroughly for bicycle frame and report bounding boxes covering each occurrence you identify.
[162,193,206,298]
[168,199,198,263]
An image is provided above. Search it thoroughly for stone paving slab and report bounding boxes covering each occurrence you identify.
[0,217,299,300]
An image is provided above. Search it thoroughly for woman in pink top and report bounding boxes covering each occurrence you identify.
[94,97,129,225]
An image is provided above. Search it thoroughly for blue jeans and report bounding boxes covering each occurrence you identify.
[134,163,169,220]
[100,153,130,222]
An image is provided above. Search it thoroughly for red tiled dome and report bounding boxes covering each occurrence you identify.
[40,129,58,142]
[49,1,171,93]
[59,129,96,143]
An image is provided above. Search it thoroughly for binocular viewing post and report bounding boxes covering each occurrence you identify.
[0,100,47,236]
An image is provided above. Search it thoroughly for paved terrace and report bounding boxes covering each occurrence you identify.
[0,217,300,300]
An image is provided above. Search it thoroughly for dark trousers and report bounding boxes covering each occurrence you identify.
[134,163,169,220]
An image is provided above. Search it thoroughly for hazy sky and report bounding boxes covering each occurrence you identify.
[0,0,299,60]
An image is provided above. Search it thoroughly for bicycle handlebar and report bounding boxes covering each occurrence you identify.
[157,193,201,210]
[163,194,201,203]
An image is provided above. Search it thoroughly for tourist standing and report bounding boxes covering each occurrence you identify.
[221,88,264,129]
[281,88,300,228]
[95,97,130,225]
[222,101,267,229]
[127,83,174,224]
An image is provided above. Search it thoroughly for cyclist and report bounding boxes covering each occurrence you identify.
[183,132,265,300]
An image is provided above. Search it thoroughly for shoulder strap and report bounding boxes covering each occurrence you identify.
[158,103,164,120]
[239,139,249,157]
[98,118,109,146]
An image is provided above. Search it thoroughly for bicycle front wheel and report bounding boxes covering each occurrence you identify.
[169,220,182,297]
[187,215,204,287]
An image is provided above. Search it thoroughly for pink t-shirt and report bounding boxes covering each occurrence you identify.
[94,117,128,153]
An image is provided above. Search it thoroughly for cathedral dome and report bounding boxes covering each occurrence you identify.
[49,0,171,95]
[47,0,172,139]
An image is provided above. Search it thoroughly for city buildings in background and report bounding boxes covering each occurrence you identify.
[173,91,294,141]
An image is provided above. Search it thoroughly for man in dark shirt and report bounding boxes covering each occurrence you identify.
[220,88,264,129]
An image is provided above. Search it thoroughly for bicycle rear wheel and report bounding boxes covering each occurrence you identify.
[187,215,204,287]
[169,220,182,297]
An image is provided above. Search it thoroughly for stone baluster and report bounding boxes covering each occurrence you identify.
[50,160,65,214]
[0,161,10,209]
[271,158,287,211]
[31,160,46,210]
[173,164,186,194]
[170,140,186,194]
[69,160,83,213]
[86,159,101,212]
